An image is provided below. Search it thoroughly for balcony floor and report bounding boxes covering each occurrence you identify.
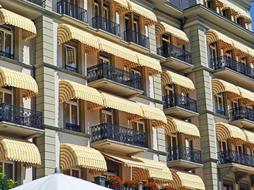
[91,139,147,155]
[168,159,203,170]
[0,121,44,138]
[164,106,199,119]
[218,163,254,174]
[88,78,144,97]
[161,57,193,73]
[230,119,254,130]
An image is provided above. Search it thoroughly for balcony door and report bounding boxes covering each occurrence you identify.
[214,93,224,115]
[67,0,77,18]
[102,3,110,30]
[168,135,178,160]
[185,138,193,161]
[161,34,170,56]
[209,43,217,67]
[63,100,79,131]
[0,88,13,105]
[132,120,145,133]
[102,109,114,125]
[133,17,139,43]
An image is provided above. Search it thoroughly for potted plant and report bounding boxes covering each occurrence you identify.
[161,186,174,190]
[143,181,159,190]
[0,173,16,190]
[108,176,122,190]
[123,179,139,190]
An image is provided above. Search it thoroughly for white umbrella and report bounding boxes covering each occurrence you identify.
[11,173,112,190]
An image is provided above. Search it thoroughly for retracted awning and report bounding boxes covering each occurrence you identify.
[243,130,254,145]
[0,138,41,167]
[170,170,205,190]
[216,122,247,143]
[238,87,254,105]
[156,22,189,44]
[0,66,38,98]
[161,70,195,91]
[60,144,107,171]
[165,117,200,138]
[0,6,36,39]
[59,80,104,106]
[212,79,241,99]
[113,0,129,10]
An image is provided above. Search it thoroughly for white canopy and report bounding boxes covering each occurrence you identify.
[11,173,112,190]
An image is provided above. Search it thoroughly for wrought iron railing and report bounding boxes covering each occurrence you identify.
[27,0,46,7]
[87,63,143,90]
[65,64,78,73]
[229,107,254,122]
[167,0,197,10]
[92,16,120,36]
[56,0,88,23]
[0,51,14,59]
[157,44,192,64]
[0,103,43,129]
[124,30,149,49]
[65,122,81,132]
[90,123,147,148]
[163,93,197,112]
[209,56,254,79]
[167,145,202,164]
[218,150,254,167]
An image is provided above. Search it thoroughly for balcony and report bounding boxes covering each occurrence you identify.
[163,94,198,119]
[92,16,120,37]
[90,123,147,155]
[87,63,143,97]
[56,0,88,23]
[65,122,81,132]
[229,107,254,129]
[27,0,45,7]
[210,56,254,90]
[167,0,197,10]
[167,146,202,169]
[157,44,192,72]
[124,30,149,49]
[0,103,43,138]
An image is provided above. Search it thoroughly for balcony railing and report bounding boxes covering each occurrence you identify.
[167,145,202,164]
[167,0,197,10]
[65,64,78,73]
[87,63,143,90]
[90,123,147,148]
[65,122,81,132]
[0,51,14,59]
[92,16,120,36]
[27,0,46,7]
[56,0,88,23]
[124,30,149,49]
[218,150,254,167]
[163,93,197,112]
[0,103,43,129]
[157,44,192,64]
[209,56,254,79]
[229,107,254,122]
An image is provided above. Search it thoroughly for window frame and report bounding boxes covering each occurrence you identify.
[214,93,225,115]
[0,161,15,180]
[64,43,78,72]
[63,100,79,126]
[0,87,13,105]
[0,26,14,56]
[132,120,145,133]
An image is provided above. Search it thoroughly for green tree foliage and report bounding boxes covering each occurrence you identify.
[0,173,16,190]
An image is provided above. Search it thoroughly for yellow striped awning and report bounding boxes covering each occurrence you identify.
[100,92,144,118]
[243,130,254,145]
[212,79,241,99]
[0,6,36,39]
[60,143,107,171]
[136,52,162,74]
[156,22,189,44]
[0,138,41,167]
[113,0,129,10]
[165,117,200,138]
[59,80,104,106]
[216,122,247,143]
[161,70,195,91]
[238,87,254,105]
[0,66,38,98]
[170,170,205,190]
[138,103,167,126]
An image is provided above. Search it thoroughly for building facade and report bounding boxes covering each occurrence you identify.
[0,0,252,190]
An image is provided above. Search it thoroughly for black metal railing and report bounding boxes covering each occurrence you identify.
[167,145,202,164]
[92,16,120,36]
[0,103,43,129]
[87,63,143,90]
[229,107,254,122]
[56,0,88,23]
[65,122,81,132]
[124,30,149,49]
[27,0,46,7]
[90,123,147,148]
[65,64,78,73]
[163,93,197,112]
[218,150,254,167]
[167,0,197,10]
[0,51,14,59]
[157,44,192,64]
[209,56,254,79]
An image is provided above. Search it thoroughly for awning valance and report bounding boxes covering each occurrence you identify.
[100,92,144,118]
[113,0,129,10]
[165,118,200,138]
[59,80,104,106]
[156,22,189,43]
[170,170,205,190]
[0,66,38,98]
[60,144,107,171]
[212,79,241,99]
[0,6,36,39]
[58,24,161,74]
[243,130,254,145]
[161,71,195,91]
[216,122,247,142]
[0,138,41,166]
[138,103,167,126]
[238,87,254,105]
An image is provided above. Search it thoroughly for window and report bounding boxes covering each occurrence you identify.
[115,12,120,25]
[0,26,13,58]
[0,162,15,180]
[93,1,99,17]
[214,93,224,115]
[64,44,77,72]
[63,168,81,178]
[102,109,113,124]
[209,43,217,63]
[168,134,178,160]
[235,145,243,154]
[63,100,79,130]
[219,141,227,152]
[132,120,145,133]
[0,87,13,105]
[99,54,111,65]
